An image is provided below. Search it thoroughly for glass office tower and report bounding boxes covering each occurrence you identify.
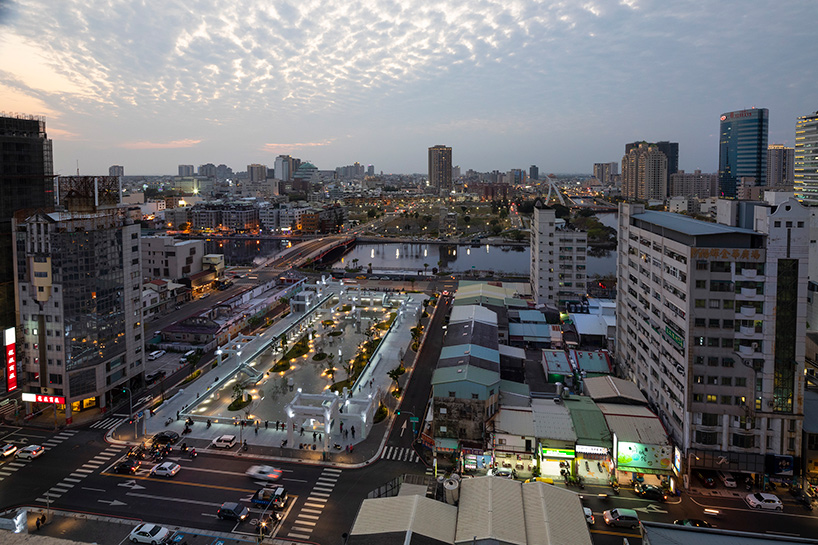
[718,108,768,198]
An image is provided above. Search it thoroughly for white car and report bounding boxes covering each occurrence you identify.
[745,492,783,511]
[246,464,283,482]
[584,507,595,525]
[0,443,17,458]
[15,445,45,460]
[129,523,172,544]
[150,462,181,478]
[210,434,237,449]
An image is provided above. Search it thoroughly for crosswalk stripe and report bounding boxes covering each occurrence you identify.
[287,532,311,539]
[313,486,333,493]
[323,468,342,474]
[303,502,325,509]
[295,520,316,527]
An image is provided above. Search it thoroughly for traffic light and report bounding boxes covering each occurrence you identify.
[395,410,401,415]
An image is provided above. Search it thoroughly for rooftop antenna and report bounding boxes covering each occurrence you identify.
[76,160,80,176]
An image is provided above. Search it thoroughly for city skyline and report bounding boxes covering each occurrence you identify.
[1,1,815,176]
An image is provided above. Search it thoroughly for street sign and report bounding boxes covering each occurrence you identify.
[409,416,419,423]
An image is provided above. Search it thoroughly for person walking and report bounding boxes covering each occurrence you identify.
[351,426,355,439]
[313,431,317,442]
[300,426,304,436]
[265,420,268,429]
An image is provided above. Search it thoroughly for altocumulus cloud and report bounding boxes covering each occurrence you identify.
[120,138,202,150]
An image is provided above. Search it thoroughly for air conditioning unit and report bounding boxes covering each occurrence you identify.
[767,400,774,408]
[751,342,759,350]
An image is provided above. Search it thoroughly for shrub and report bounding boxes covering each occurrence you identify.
[373,404,388,424]
[272,360,291,372]
[312,352,327,361]
[227,395,252,411]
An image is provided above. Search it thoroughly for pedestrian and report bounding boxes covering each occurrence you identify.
[300,426,304,436]
[176,411,180,420]
[340,421,344,433]
[318,433,322,442]
[351,426,355,438]
[36,517,40,531]
[255,427,258,435]
[275,420,280,430]
[265,420,268,429]
[313,431,317,442]
[344,429,348,439]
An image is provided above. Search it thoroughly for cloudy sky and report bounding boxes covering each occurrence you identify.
[1,0,814,176]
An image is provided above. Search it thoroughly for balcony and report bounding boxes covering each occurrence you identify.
[740,287,760,297]
[740,268,759,279]
[738,306,757,318]
[736,343,760,356]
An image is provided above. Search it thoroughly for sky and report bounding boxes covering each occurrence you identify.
[1,0,815,176]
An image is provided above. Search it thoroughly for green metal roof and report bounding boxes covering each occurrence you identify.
[431,364,500,387]
[562,395,611,448]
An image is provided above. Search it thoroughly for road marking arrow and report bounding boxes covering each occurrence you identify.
[118,480,146,490]
[98,499,126,507]
[400,421,407,437]
[634,505,668,514]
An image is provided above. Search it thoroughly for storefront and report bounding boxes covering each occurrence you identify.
[539,444,575,478]
[462,448,493,472]
[576,444,613,482]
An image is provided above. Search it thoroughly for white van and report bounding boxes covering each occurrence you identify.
[180,350,196,363]
[148,350,166,361]
[717,470,737,488]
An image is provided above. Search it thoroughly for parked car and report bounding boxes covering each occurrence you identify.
[114,459,141,474]
[217,502,250,521]
[487,467,516,479]
[210,435,237,449]
[603,508,640,529]
[0,444,18,458]
[674,519,712,528]
[151,462,181,478]
[583,507,595,525]
[246,465,283,482]
[634,483,668,502]
[153,431,180,445]
[15,445,45,460]
[694,470,716,488]
[129,523,172,544]
[745,492,783,511]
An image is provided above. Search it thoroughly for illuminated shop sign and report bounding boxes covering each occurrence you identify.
[22,393,66,404]
[541,448,575,459]
[576,445,608,455]
[5,328,16,393]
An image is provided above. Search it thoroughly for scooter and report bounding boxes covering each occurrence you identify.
[164,418,172,427]
[242,441,248,452]
[585,460,589,472]
[206,419,212,429]
[189,449,197,459]
[611,483,620,495]
[597,462,603,472]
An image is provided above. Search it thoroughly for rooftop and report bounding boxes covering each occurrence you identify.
[633,210,758,236]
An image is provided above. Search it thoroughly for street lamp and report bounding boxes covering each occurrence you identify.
[121,385,135,439]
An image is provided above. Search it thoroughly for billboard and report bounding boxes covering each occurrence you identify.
[22,393,66,404]
[4,328,16,393]
[616,441,672,473]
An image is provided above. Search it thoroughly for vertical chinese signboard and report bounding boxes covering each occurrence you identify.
[5,327,16,393]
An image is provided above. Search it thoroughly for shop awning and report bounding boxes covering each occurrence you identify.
[435,437,460,452]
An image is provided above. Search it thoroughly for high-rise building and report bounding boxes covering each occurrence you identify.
[616,195,807,474]
[247,164,267,183]
[13,176,144,424]
[530,165,539,181]
[428,145,452,194]
[367,164,374,176]
[178,165,195,177]
[198,163,217,178]
[794,111,818,204]
[530,200,588,307]
[593,162,618,184]
[621,143,668,200]
[108,165,124,177]
[624,142,676,193]
[767,145,795,188]
[0,114,54,339]
[718,108,769,198]
[669,170,718,199]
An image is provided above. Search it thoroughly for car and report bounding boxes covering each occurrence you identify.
[634,482,668,502]
[210,434,237,449]
[0,444,18,458]
[150,462,181,478]
[603,508,640,529]
[583,507,595,525]
[114,459,141,474]
[145,370,166,383]
[487,467,516,479]
[674,519,713,528]
[200,293,210,299]
[694,470,716,488]
[246,465,283,482]
[152,431,180,445]
[129,523,172,544]
[745,492,783,511]
[15,445,45,460]
[217,502,250,521]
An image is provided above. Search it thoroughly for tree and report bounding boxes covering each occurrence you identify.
[463,216,471,225]
[325,354,336,381]
[178,222,190,231]
[423,263,429,274]
[232,382,246,401]
[387,366,405,393]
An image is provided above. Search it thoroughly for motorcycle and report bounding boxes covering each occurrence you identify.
[585,460,589,472]
[206,419,212,429]
[182,426,191,435]
[611,483,620,495]
[180,443,188,453]
[597,462,603,472]
[186,417,193,427]
[242,441,248,452]
[189,449,197,459]
[164,418,172,427]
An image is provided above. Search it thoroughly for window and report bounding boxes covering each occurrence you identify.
[774,221,781,228]
[694,318,706,327]
[707,376,718,385]
[709,299,720,309]
[448,391,455,398]
[706,394,717,403]
[696,430,718,444]
[696,260,708,271]
[722,358,735,368]
[440,426,447,433]
[708,319,720,328]
[723,319,734,329]
[702,413,719,426]
[471,393,479,400]
[696,280,707,289]
[735,396,746,405]
[723,300,734,309]
[693,393,703,402]
[695,299,706,308]
[694,375,704,384]
[721,395,731,404]
[695,356,705,365]
[735,377,746,387]
[708,338,720,347]
[439,407,447,414]
[732,434,755,448]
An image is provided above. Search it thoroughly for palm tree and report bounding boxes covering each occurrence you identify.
[232,382,246,401]
[325,354,336,381]
[387,367,402,394]
[423,263,429,275]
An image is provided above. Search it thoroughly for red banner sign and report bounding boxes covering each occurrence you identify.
[5,327,16,393]
[22,392,66,404]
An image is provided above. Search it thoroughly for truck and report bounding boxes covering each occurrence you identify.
[251,486,288,510]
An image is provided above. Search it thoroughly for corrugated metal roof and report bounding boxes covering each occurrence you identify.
[350,495,457,543]
[517,310,548,323]
[562,395,611,447]
[568,314,609,336]
[583,376,647,404]
[495,407,536,436]
[531,399,577,441]
[431,365,499,387]
[440,344,500,364]
[509,322,553,340]
[541,349,573,375]
[571,349,612,374]
[449,304,498,326]
[455,477,527,545]
[601,411,669,445]
[633,210,758,236]
[522,482,593,545]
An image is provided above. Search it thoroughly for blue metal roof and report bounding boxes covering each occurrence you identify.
[633,210,758,236]
[440,344,500,364]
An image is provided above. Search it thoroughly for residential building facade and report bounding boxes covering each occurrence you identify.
[141,236,205,281]
[767,145,795,188]
[795,111,818,204]
[13,176,144,424]
[616,196,807,476]
[669,169,718,199]
[621,143,668,201]
[429,145,453,194]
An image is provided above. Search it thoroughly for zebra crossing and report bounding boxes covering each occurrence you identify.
[380,445,420,463]
[286,467,342,541]
[0,402,17,418]
[89,416,128,430]
[0,429,79,483]
[35,444,123,504]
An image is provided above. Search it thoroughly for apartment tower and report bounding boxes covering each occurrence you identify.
[428,145,452,194]
[616,194,807,478]
[767,145,795,188]
[794,111,818,204]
